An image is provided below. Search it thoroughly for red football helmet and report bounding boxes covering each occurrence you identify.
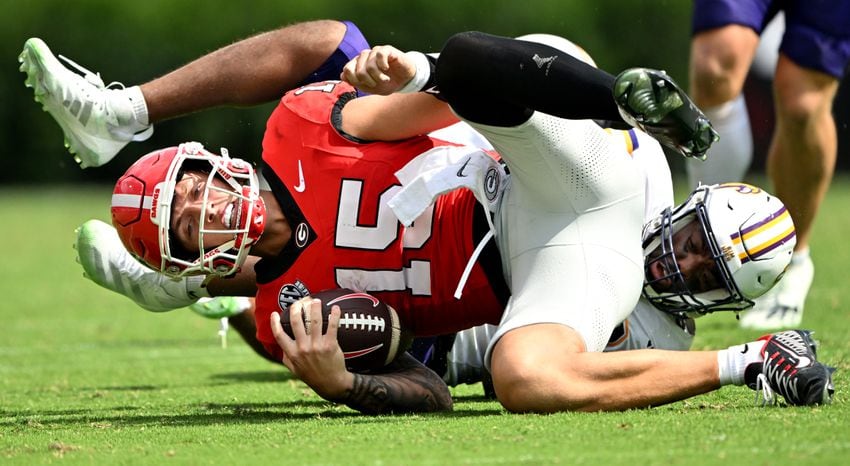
[111,142,266,277]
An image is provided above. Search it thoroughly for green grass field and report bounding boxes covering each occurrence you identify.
[1,180,849,465]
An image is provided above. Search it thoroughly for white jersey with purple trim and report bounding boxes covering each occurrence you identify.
[479,111,674,368]
[441,126,689,385]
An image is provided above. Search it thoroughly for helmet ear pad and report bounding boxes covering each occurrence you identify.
[110,142,266,278]
[641,183,795,316]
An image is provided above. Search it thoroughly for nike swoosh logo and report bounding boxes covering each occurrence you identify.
[293,160,306,193]
[796,356,812,368]
[456,157,472,177]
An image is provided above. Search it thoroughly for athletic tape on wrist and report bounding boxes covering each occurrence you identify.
[398,51,432,93]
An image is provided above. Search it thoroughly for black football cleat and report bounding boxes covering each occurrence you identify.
[745,330,835,406]
[613,68,718,160]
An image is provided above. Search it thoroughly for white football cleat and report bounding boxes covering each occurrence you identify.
[19,38,152,168]
[740,253,814,330]
[74,219,202,312]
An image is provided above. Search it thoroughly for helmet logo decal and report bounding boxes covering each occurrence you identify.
[717,183,762,195]
[721,245,735,262]
[150,185,162,220]
[278,280,310,311]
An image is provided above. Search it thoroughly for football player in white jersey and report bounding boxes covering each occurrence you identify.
[340,32,832,411]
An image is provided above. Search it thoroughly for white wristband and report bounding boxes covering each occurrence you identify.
[397,51,431,93]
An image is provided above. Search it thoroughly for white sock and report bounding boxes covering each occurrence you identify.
[686,95,752,188]
[184,275,211,300]
[111,85,150,128]
[717,339,767,386]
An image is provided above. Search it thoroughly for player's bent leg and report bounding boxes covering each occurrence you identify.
[753,59,839,329]
[490,323,722,412]
[489,324,589,412]
[688,25,759,108]
[767,56,839,250]
[19,39,151,168]
[685,25,758,186]
[141,20,359,120]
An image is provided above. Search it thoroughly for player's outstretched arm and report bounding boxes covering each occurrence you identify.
[343,352,453,414]
[75,219,258,312]
[270,300,452,414]
[75,219,203,311]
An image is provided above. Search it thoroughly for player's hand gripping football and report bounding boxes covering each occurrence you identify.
[341,45,416,96]
[270,297,353,400]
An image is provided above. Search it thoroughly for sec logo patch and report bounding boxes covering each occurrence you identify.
[278,280,310,311]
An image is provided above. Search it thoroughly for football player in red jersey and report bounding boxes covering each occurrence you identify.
[108,83,509,413]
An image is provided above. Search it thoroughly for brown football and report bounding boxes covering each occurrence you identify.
[279,288,412,372]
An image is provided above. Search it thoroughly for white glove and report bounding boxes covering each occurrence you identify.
[74,219,206,312]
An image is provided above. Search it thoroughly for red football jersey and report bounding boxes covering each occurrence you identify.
[253,81,505,360]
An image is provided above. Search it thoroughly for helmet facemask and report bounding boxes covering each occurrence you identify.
[642,186,751,316]
[158,143,265,277]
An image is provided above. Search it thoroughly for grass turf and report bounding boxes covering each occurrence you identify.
[1,181,848,465]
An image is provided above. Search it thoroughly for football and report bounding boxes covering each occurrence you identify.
[279,288,412,372]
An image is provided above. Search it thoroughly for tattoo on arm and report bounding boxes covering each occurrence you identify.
[336,353,453,414]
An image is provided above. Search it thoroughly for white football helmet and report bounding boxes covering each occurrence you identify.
[642,183,796,316]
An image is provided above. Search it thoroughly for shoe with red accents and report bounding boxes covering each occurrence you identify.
[745,330,835,406]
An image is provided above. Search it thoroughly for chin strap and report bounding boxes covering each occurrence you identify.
[454,229,495,299]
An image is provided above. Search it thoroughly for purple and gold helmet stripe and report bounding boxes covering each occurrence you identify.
[731,206,795,264]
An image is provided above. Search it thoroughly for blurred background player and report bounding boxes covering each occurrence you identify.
[684,0,850,329]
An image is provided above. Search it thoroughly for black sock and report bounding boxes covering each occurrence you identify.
[436,31,623,127]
